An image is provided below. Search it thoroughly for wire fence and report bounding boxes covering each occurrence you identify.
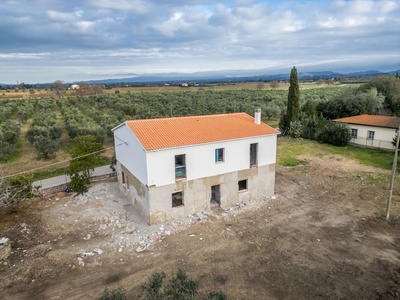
[349,137,394,150]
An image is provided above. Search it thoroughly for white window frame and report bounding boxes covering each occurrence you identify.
[367,130,375,140]
[351,128,358,138]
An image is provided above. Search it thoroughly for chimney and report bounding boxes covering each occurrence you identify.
[254,108,261,125]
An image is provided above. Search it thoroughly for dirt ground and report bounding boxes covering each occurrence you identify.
[1,155,400,299]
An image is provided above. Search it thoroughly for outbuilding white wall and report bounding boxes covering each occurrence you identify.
[113,124,148,185]
[348,124,396,150]
[146,134,277,187]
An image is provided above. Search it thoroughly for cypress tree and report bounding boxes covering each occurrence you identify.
[286,66,300,127]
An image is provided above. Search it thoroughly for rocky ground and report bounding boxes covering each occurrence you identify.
[1,155,400,299]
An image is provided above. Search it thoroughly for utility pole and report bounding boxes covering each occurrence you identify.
[386,126,400,220]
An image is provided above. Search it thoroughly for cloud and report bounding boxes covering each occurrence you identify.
[0,0,399,83]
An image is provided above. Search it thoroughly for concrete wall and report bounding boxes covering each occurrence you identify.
[113,123,148,185]
[348,124,396,150]
[117,161,150,224]
[146,135,277,187]
[147,163,276,224]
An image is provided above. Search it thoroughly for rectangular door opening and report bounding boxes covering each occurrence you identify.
[211,185,221,206]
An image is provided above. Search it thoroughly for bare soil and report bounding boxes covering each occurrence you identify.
[1,155,400,299]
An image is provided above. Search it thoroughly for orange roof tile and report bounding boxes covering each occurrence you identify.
[123,113,279,151]
[334,114,400,129]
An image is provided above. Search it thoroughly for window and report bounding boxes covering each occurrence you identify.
[175,154,186,179]
[215,148,224,163]
[121,171,125,184]
[351,128,358,138]
[367,131,375,140]
[250,143,258,167]
[172,191,183,207]
[238,179,247,191]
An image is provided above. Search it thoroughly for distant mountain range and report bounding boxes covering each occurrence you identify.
[81,69,399,85]
[1,69,399,86]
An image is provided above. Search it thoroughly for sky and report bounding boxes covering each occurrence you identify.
[0,0,399,84]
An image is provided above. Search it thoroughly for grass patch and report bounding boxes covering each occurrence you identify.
[280,157,303,167]
[277,137,395,170]
[264,117,280,129]
[365,174,388,184]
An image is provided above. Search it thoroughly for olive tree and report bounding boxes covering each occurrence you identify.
[67,135,104,195]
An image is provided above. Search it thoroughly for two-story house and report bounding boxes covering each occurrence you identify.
[112,110,279,224]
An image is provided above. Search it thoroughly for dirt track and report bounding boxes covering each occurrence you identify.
[1,155,400,299]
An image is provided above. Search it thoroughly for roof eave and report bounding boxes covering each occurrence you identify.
[111,122,126,132]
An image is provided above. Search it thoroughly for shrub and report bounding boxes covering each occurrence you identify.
[99,287,127,300]
[289,121,302,138]
[318,122,351,146]
[140,269,227,300]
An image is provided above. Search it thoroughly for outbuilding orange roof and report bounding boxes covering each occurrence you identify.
[334,114,400,129]
[122,113,279,151]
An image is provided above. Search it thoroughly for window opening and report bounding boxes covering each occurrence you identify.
[121,171,125,184]
[238,179,248,191]
[215,148,224,163]
[351,128,358,138]
[172,191,183,207]
[211,185,221,206]
[175,154,186,179]
[367,131,375,140]
[250,143,258,167]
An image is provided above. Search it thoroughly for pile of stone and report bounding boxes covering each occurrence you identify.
[0,237,11,260]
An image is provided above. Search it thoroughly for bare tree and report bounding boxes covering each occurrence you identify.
[92,84,104,96]
[0,166,39,210]
[48,80,66,98]
[270,81,280,89]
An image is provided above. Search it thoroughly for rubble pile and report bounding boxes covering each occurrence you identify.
[61,183,276,259]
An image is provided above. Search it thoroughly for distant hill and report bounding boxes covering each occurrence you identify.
[0,69,398,87]
[80,69,393,86]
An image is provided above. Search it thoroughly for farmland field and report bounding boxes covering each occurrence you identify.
[1,84,352,176]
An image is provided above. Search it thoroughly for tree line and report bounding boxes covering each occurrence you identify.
[282,70,400,146]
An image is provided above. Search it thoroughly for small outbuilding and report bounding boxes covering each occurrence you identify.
[112,110,279,224]
[334,114,400,150]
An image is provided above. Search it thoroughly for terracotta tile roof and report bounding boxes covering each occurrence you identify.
[334,114,400,129]
[123,113,279,151]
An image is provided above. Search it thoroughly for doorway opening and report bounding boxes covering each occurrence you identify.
[211,185,221,206]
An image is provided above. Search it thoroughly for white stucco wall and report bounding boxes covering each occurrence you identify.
[348,124,396,150]
[113,123,148,185]
[146,134,277,187]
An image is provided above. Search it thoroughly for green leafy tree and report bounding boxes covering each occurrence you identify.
[68,135,104,195]
[1,120,21,144]
[361,75,400,114]
[317,87,384,119]
[0,140,15,161]
[286,66,300,129]
[32,134,60,159]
